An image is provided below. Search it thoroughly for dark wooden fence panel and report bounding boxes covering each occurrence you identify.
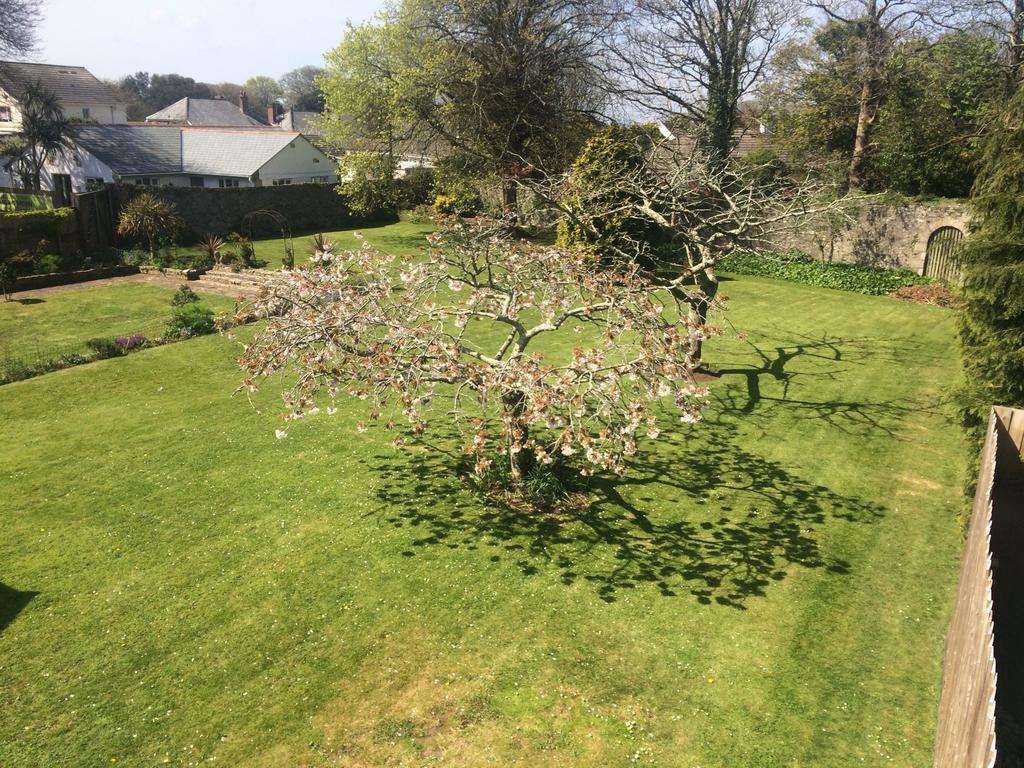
[934,407,1024,768]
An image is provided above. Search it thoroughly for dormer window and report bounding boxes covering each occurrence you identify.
[82,108,90,119]
[0,106,11,122]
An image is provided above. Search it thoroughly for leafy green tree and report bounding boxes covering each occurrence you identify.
[556,126,661,259]
[279,66,325,111]
[956,85,1024,433]
[243,76,283,110]
[773,27,1002,195]
[871,32,1002,197]
[322,0,608,211]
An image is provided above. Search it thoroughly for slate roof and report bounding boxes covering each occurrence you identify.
[275,110,323,137]
[146,97,267,128]
[72,125,306,177]
[182,130,302,176]
[73,125,181,174]
[0,61,123,105]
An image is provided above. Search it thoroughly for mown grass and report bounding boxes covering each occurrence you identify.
[178,217,434,270]
[0,273,967,766]
[0,282,237,361]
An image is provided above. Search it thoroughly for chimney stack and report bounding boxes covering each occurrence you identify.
[267,105,277,126]
[239,90,249,115]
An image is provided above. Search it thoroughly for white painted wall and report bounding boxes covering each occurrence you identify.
[255,136,338,185]
[0,87,126,135]
[39,145,114,193]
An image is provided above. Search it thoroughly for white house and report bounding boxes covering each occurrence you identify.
[0,61,127,135]
[36,125,338,196]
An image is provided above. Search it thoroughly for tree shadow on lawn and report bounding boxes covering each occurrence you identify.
[0,583,37,634]
[713,332,941,436]
[366,424,884,609]
[361,334,909,607]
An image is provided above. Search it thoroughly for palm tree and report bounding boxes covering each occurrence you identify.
[14,82,73,191]
[117,193,184,260]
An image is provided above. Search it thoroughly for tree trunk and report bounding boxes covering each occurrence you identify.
[502,390,533,482]
[849,4,884,189]
[502,180,519,219]
[675,266,719,372]
[848,78,876,188]
[1012,0,1024,83]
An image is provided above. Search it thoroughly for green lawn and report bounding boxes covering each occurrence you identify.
[0,282,237,363]
[180,218,434,270]
[0,274,967,766]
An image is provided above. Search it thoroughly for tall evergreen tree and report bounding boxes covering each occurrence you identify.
[956,85,1024,434]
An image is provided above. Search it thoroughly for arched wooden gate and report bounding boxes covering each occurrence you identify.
[924,226,964,283]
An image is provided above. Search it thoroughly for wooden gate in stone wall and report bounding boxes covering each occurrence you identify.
[924,226,965,283]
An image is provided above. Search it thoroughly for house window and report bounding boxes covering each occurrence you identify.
[190,176,205,188]
[218,178,240,188]
[134,177,159,186]
[311,176,329,183]
[82,108,90,119]
[85,178,105,191]
[313,158,320,163]
[0,106,11,122]
[272,178,292,186]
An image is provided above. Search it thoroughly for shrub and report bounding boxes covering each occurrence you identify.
[117,194,184,259]
[556,126,662,260]
[85,337,125,359]
[171,285,200,306]
[434,186,482,217]
[395,167,436,208]
[114,335,148,351]
[32,254,62,274]
[167,303,216,338]
[717,250,932,295]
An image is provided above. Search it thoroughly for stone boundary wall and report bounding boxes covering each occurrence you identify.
[112,184,396,240]
[776,201,970,275]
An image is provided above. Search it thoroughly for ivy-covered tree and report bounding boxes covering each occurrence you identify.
[771,27,1002,195]
[956,85,1024,434]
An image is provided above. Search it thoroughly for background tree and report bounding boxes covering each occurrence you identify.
[956,85,1024,435]
[540,137,852,366]
[771,26,1002,194]
[114,72,215,121]
[807,0,927,187]
[323,0,611,211]
[279,66,325,111]
[116,194,184,260]
[0,0,41,57]
[607,0,796,160]
[243,75,283,110]
[8,84,73,191]
[321,22,410,161]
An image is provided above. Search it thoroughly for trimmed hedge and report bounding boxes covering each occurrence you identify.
[1,207,75,232]
[0,192,54,212]
[718,250,933,295]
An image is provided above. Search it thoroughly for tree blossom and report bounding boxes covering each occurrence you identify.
[237,218,714,482]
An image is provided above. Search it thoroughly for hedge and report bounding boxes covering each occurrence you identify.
[717,250,933,295]
[0,192,54,212]
[0,207,76,238]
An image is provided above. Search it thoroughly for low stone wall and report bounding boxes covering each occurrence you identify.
[777,201,970,275]
[12,265,139,292]
[112,184,397,240]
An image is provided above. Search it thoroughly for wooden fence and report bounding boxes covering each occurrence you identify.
[934,406,1024,768]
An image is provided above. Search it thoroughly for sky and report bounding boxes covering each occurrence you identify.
[35,0,387,84]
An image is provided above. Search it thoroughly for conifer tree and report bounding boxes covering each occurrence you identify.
[956,86,1024,434]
